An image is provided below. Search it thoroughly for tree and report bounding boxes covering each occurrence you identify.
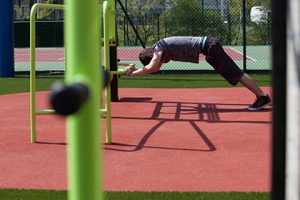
[116,0,165,46]
[165,0,202,36]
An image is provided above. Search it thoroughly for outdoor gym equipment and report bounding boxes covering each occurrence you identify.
[55,0,103,199]
[29,2,126,144]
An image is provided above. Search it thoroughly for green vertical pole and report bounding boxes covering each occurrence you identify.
[30,4,37,143]
[242,0,247,71]
[103,1,112,144]
[65,0,103,200]
[108,0,116,40]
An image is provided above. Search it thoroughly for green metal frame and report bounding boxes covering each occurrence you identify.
[29,3,126,144]
[30,4,64,143]
[102,0,129,143]
[65,0,103,198]
[103,1,112,143]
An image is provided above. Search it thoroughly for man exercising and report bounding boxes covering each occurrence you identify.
[125,36,271,111]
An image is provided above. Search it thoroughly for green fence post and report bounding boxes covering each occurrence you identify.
[242,0,247,72]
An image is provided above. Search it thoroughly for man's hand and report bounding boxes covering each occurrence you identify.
[124,64,136,76]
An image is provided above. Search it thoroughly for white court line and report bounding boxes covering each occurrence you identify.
[229,47,257,61]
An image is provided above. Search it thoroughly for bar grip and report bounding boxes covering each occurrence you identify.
[50,82,89,116]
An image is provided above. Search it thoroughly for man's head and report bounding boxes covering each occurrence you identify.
[139,48,154,66]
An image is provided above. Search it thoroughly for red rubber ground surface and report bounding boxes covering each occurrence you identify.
[0,87,272,191]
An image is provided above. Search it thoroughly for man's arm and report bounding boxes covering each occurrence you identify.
[129,51,163,76]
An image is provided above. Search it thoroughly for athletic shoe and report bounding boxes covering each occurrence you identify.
[248,95,271,111]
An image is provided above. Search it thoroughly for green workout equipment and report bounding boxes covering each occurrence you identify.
[64,0,103,198]
[29,4,63,144]
[30,1,127,144]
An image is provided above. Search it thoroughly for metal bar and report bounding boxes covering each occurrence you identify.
[242,0,246,72]
[100,109,107,113]
[29,3,118,145]
[30,4,37,143]
[65,0,103,199]
[271,0,287,199]
[103,1,112,144]
[110,70,126,75]
[35,110,56,115]
[118,62,131,66]
[286,0,300,199]
[29,4,64,143]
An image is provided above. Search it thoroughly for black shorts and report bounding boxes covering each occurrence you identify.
[201,37,244,86]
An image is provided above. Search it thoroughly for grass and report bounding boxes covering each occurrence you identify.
[0,75,62,95]
[0,73,272,199]
[120,74,271,88]
[0,73,272,95]
[0,189,269,200]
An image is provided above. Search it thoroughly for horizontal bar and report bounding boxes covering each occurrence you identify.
[100,108,107,113]
[117,63,131,66]
[35,109,56,115]
[110,70,126,75]
[32,3,64,10]
[36,109,107,115]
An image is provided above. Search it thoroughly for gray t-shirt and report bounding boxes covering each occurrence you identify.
[153,36,201,63]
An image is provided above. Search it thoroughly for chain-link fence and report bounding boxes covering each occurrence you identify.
[14,0,271,73]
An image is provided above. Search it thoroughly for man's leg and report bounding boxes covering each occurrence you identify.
[239,73,271,110]
[203,38,271,110]
[239,73,266,96]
